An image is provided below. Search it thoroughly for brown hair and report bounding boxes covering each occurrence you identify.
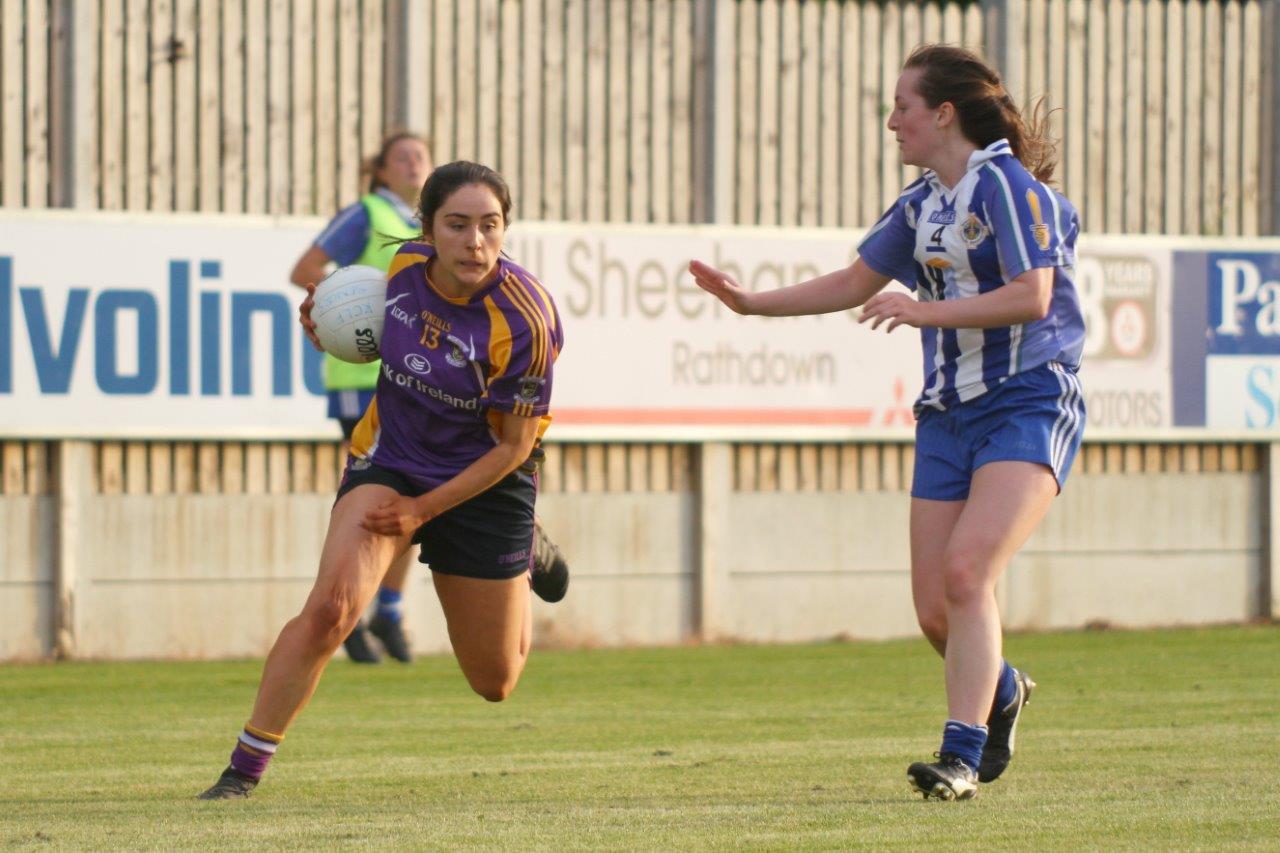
[416,161,513,229]
[903,44,1057,183]
[360,131,431,194]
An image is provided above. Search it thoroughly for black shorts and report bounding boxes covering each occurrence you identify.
[334,461,536,580]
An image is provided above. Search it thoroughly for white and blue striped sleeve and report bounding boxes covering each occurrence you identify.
[982,163,1069,282]
[856,192,920,289]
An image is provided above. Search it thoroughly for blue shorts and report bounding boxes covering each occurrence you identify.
[911,361,1085,501]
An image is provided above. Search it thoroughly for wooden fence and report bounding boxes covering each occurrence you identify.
[0,437,1266,498]
[1,0,1275,233]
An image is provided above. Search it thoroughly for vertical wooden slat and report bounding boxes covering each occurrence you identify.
[1062,0,1085,214]
[1240,0,1262,235]
[2,2,20,203]
[197,0,220,211]
[798,0,822,227]
[1241,443,1259,472]
[2,441,24,494]
[148,0,174,210]
[585,444,607,492]
[313,0,337,213]
[1163,0,1183,233]
[1201,443,1222,473]
[879,2,900,213]
[562,0,584,220]
[649,443,670,492]
[244,443,267,494]
[268,443,290,494]
[100,442,124,495]
[964,0,985,49]
[736,444,757,491]
[98,0,123,209]
[603,444,626,492]
[669,0,692,221]
[1221,0,1242,235]
[818,444,839,492]
[606,0,628,222]
[536,0,561,220]
[1143,442,1162,472]
[626,444,648,493]
[755,0,779,225]
[1141,0,1163,232]
[897,2,919,193]
[25,442,48,495]
[1103,0,1124,231]
[315,441,339,493]
[22,0,47,206]
[1222,442,1241,472]
[670,444,692,491]
[453,0,477,158]
[1182,0,1204,235]
[900,443,915,489]
[224,438,245,491]
[1082,443,1104,474]
[629,0,651,223]
[216,0,243,214]
[267,0,291,214]
[172,0,196,210]
[1123,0,1144,232]
[881,444,901,491]
[291,443,314,492]
[583,0,606,221]
[1046,0,1067,191]
[1026,0,1047,110]
[336,0,360,197]
[1202,0,1222,234]
[124,0,148,210]
[798,444,819,491]
[1104,443,1123,473]
[197,442,220,494]
[838,2,859,226]
[149,442,172,494]
[839,444,860,492]
[757,444,778,492]
[519,0,545,217]
[497,0,519,193]
[173,442,195,494]
[539,442,562,493]
[1123,442,1142,473]
[562,444,584,492]
[360,0,384,160]
[651,0,672,222]
[778,0,801,226]
[1182,443,1202,473]
[288,0,313,214]
[858,445,879,492]
[239,2,264,212]
[777,444,798,492]
[735,0,757,223]
[1083,0,1106,230]
[1162,443,1183,473]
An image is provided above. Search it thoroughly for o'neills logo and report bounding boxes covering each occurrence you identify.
[382,362,477,410]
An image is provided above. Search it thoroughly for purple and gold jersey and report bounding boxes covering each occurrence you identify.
[348,241,563,490]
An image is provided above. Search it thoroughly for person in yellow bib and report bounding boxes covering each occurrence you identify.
[290,133,569,665]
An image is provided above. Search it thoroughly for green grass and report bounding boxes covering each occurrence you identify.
[2,625,1277,850]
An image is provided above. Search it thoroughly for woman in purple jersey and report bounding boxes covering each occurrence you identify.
[689,45,1085,802]
[199,162,565,800]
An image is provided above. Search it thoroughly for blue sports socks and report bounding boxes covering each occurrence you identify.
[994,660,1018,712]
[376,588,403,625]
[940,720,988,771]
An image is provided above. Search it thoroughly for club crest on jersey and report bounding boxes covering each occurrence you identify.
[960,213,988,248]
[445,334,475,368]
[927,196,957,225]
[1030,222,1051,250]
[515,376,545,405]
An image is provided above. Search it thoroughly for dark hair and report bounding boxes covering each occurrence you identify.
[361,131,431,194]
[903,44,1058,183]
[416,161,513,229]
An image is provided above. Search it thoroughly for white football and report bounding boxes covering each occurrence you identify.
[311,265,387,363]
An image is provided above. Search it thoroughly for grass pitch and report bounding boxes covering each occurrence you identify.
[2,625,1277,850]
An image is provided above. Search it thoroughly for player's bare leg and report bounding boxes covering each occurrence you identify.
[432,572,532,702]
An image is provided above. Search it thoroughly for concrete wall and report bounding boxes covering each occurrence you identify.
[1,439,1274,661]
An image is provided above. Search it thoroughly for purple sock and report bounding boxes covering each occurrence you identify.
[228,725,282,781]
